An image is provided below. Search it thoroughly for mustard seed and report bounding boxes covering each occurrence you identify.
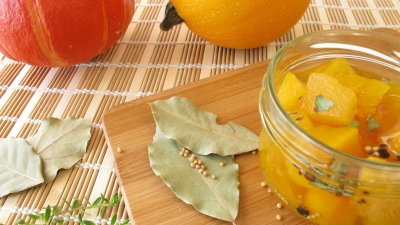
[194,160,198,164]
[212,175,217,179]
[116,147,122,153]
[297,195,303,199]
[183,152,188,157]
[190,163,195,168]
[201,165,207,170]
[198,160,203,165]
[184,149,189,154]
[202,171,208,176]
[372,146,379,151]
[220,162,225,167]
[261,182,267,187]
[179,151,184,156]
[198,169,204,173]
[189,157,195,163]
[252,150,257,154]
[196,165,200,169]
[276,215,282,221]
[276,203,282,209]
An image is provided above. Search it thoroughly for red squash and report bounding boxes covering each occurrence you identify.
[0,0,134,67]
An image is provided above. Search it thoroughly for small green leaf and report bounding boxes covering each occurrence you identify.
[77,214,83,223]
[83,196,91,206]
[348,120,360,128]
[366,116,381,132]
[101,194,110,204]
[15,219,26,225]
[52,218,63,224]
[62,198,72,208]
[315,94,335,112]
[91,197,101,206]
[52,205,59,215]
[111,193,121,205]
[110,214,117,225]
[71,199,80,210]
[28,214,41,220]
[120,220,130,225]
[44,205,51,222]
[82,220,95,225]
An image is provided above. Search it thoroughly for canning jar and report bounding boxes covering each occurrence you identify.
[259,29,400,225]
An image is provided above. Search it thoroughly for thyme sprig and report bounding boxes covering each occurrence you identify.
[16,193,129,225]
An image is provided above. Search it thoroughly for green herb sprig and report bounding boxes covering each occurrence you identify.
[16,193,129,225]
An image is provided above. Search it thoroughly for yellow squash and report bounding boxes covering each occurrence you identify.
[160,0,310,49]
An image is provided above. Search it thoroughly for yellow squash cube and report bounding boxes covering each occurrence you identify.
[300,73,357,126]
[305,125,364,159]
[356,79,390,117]
[314,58,357,77]
[336,73,369,94]
[277,71,306,110]
[288,107,314,129]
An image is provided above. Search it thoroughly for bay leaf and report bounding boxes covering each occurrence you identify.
[0,138,44,198]
[26,116,91,183]
[149,96,259,156]
[149,129,239,222]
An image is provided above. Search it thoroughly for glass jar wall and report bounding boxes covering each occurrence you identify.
[259,30,400,225]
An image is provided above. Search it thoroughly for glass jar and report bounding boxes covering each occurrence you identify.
[259,29,400,225]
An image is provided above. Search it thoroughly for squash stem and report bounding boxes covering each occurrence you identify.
[160,2,184,31]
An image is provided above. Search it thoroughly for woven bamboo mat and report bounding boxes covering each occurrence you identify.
[0,0,399,224]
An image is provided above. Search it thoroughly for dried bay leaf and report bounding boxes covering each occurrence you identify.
[149,129,239,222]
[0,138,44,198]
[149,96,259,156]
[26,116,91,183]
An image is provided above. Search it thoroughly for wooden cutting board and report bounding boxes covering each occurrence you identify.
[102,60,308,224]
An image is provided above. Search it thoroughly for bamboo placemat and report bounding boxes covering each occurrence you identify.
[0,0,399,224]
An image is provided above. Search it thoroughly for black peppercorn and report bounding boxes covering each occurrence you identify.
[297,206,310,217]
[378,148,390,158]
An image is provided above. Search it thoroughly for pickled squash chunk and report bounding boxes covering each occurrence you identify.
[380,80,400,113]
[305,125,365,160]
[358,157,400,183]
[356,79,389,117]
[356,157,400,225]
[336,73,368,94]
[300,73,357,126]
[277,71,306,110]
[314,58,357,77]
[288,107,314,129]
[378,128,400,161]
[356,198,400,225]
[303,188,358,225]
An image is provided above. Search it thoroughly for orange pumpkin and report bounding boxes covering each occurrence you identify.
[0,0,134,67]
